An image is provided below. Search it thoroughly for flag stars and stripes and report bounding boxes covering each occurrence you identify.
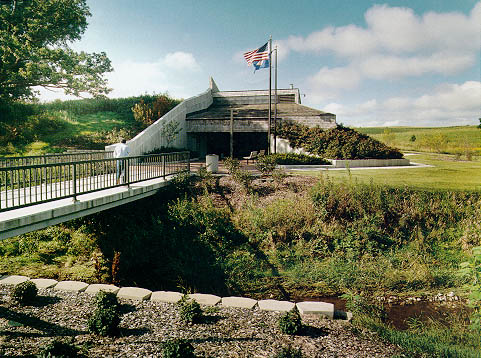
[243,42,269,66]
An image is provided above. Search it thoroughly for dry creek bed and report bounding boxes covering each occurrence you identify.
[0,286,403,357]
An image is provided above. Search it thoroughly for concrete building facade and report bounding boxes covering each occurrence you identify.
[107,78,336,158]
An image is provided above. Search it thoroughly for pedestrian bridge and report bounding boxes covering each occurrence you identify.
[0,151,190,240]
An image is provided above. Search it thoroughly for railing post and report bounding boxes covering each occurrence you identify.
[187,152,190,173]
[162,154,166,179]
[73,163,78,202]
[126,158,130,188]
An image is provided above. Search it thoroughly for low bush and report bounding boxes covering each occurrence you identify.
[278,307,303,335]
[274,346,303,358]
[37,339,83,358]
[162,338,196,358]
[256,155,277,175]
[177,295,203,324]
[223,157,241,174]
[87,291,121,336]
[11,280,37,305]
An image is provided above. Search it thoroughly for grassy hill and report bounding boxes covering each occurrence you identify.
[356,126,481,157]
[0,95,180,156]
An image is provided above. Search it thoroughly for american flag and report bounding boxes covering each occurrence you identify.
[243,42,269,66]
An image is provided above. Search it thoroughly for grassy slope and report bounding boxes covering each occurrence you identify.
[296,153,481,191]
[1,95,180,156]
[356,126,481,155]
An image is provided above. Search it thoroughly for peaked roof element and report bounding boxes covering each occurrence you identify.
[209,77,219,93]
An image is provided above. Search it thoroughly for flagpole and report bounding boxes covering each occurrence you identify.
[268,36,272,154]
[274,46,278,154]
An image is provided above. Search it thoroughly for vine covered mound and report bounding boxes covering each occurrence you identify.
[277,122,403,160]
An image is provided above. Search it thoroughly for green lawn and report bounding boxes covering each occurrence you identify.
[356,126,481,156]
[295,153,481,191]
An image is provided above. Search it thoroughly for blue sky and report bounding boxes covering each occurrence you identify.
[39,0,481,127]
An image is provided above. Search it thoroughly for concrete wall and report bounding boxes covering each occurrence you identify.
[186,119,269,133]
[272,137,311,155]
[330,158,410,168]
[213,88,301,105]
[281,116,336,129]
[106,88,213,156]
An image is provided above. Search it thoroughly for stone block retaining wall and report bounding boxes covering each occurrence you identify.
[0,275,350,320]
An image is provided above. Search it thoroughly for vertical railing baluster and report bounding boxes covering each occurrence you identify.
[73,163,77,201]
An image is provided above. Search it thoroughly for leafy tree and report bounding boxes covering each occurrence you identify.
[478,118,481,129]
[0,0,112,101]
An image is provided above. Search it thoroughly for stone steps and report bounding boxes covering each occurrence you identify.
[0,275,351,320]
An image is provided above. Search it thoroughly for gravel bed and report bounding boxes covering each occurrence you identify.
[0,286,401,357]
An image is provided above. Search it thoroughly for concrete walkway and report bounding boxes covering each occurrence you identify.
[0,176,171,240]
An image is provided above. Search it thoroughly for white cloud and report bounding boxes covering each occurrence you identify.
[360,52,475,79]
[282,2,480,58]
[295,2,481,104]
[162,51,200,71]
[308,65,361,90]
[279,2,480,88]
[106,54,203,98]
[414,81,481,111]
[333,81,481,127]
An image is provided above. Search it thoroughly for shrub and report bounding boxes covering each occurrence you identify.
[278,307,303,335]
[277,122,402,160]
[162,338,196,358]
[11,280,37,305]
[87,291,121,336]
[177,295,203,324]
[269,153,328,165]
[274,346,303,358]
[223,157,241,175]
[37,339,83,358]
[256,154,277,176]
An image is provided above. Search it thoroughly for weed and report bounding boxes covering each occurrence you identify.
[111,251,121,286]
[459,246,481,331]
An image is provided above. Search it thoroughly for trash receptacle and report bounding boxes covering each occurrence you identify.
[206,154,219,173]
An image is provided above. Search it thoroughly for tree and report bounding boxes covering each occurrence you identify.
[478,118,481,129]
[0,0,112,101]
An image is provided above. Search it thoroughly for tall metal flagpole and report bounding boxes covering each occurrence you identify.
[274,46,278,154]
[268,36,272,154]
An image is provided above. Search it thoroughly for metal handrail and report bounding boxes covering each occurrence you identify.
[0,151,114,168]
[0,151,190,212]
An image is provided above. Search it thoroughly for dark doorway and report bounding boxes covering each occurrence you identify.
[203,132,267,158]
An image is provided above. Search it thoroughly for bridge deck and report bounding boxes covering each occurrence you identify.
[0,151,190,240]
[0,175,171,240]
